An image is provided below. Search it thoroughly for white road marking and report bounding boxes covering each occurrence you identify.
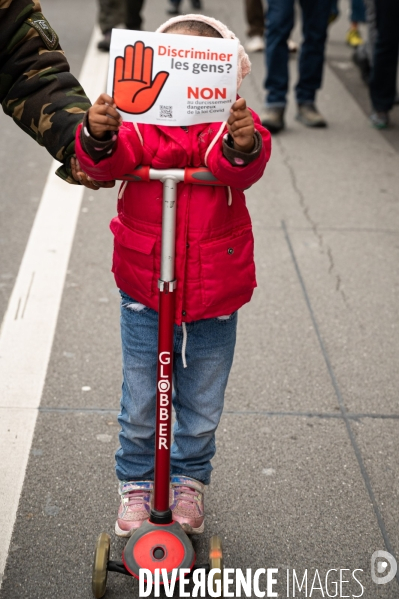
[0,26,108,585]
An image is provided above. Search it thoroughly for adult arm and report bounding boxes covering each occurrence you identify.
[0,0,91,183]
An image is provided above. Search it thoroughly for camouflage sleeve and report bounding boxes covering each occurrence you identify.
[0,0,91,183]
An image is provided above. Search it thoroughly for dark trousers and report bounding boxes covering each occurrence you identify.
[98,0,144,33]
[369,0,399,112]
[125,0,145,30]
[264,0,331,106]
[245,0,264,38]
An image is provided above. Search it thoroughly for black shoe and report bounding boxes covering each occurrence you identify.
[97,31,111,52]
[192,0,202,8]
[260,107,285,133]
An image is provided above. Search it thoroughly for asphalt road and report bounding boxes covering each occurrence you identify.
[0,1,399,598]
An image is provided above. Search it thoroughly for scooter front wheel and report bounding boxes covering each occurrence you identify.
[209,535,223,596]
[123,520,195,579]
[92,532,110,598]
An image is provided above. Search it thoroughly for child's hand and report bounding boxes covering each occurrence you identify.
[88,93,122,140]
[227,98,255,153]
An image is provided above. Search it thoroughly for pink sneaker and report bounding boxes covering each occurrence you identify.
[115,481,153,537]
[170,476,205,534]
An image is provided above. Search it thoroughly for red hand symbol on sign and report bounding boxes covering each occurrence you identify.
[113,41,169,114]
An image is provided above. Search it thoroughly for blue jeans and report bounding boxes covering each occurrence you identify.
[115,291,237,485]
[264,0,331,106]
[330,0,366,23]
[351,0,366,22]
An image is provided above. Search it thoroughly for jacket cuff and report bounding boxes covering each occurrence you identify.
[222,130,263,166]
[55,163,79,185]
[80,112,117,163]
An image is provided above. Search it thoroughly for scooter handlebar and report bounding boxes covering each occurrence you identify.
[121,166,226,186]
[184,167,226,186]
[122,165,150,182]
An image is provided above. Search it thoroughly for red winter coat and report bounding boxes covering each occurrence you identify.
[75,113,271,324]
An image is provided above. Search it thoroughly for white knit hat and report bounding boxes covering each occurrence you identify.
[156,14,251,89]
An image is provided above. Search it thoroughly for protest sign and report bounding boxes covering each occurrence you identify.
[107,29,238,126]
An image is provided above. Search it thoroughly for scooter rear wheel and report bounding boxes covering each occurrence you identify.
[92,532,110,598]
[209,535,223,596]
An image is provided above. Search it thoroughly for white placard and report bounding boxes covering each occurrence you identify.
[107,29,238,126]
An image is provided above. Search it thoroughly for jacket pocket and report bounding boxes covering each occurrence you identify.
[199,227,256,306]
[110,217,157,297]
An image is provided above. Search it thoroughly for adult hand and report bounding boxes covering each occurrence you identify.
[71,157,115,189]
[227,98,255,153]
[113,41,169,114]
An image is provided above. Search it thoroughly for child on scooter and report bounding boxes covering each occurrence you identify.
[75,14,271,537]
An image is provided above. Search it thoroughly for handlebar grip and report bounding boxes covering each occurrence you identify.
[184,167,225,186]
[121,166,226,186]
[122,166,150,182]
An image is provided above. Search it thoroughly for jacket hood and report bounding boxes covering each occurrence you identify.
[155,14,251,89]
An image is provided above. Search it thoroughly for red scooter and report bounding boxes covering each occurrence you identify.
[92,166,226,598]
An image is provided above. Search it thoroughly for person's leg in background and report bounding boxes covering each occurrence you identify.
[295,0,330,127]
[352,0,376,83]
[329,0,339,24]
[361,0,398,105]
[167,0,202,15]
[244,0,265,53]
[363,0,377,62]
[351,0,366,25]
[97,0,125,51]
[346,0,367,47]
[369,0,399,127]
[125,0,145,30]
[167,0,181,14]
[260,0,295,133]
[245,0,298,56]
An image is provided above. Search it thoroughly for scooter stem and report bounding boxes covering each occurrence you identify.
[120,167,223,524]
[152,173,182,523]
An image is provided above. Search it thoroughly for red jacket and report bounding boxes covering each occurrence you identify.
[75,113,271,324]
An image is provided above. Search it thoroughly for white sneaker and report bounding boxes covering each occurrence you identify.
[245,35,265,53]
